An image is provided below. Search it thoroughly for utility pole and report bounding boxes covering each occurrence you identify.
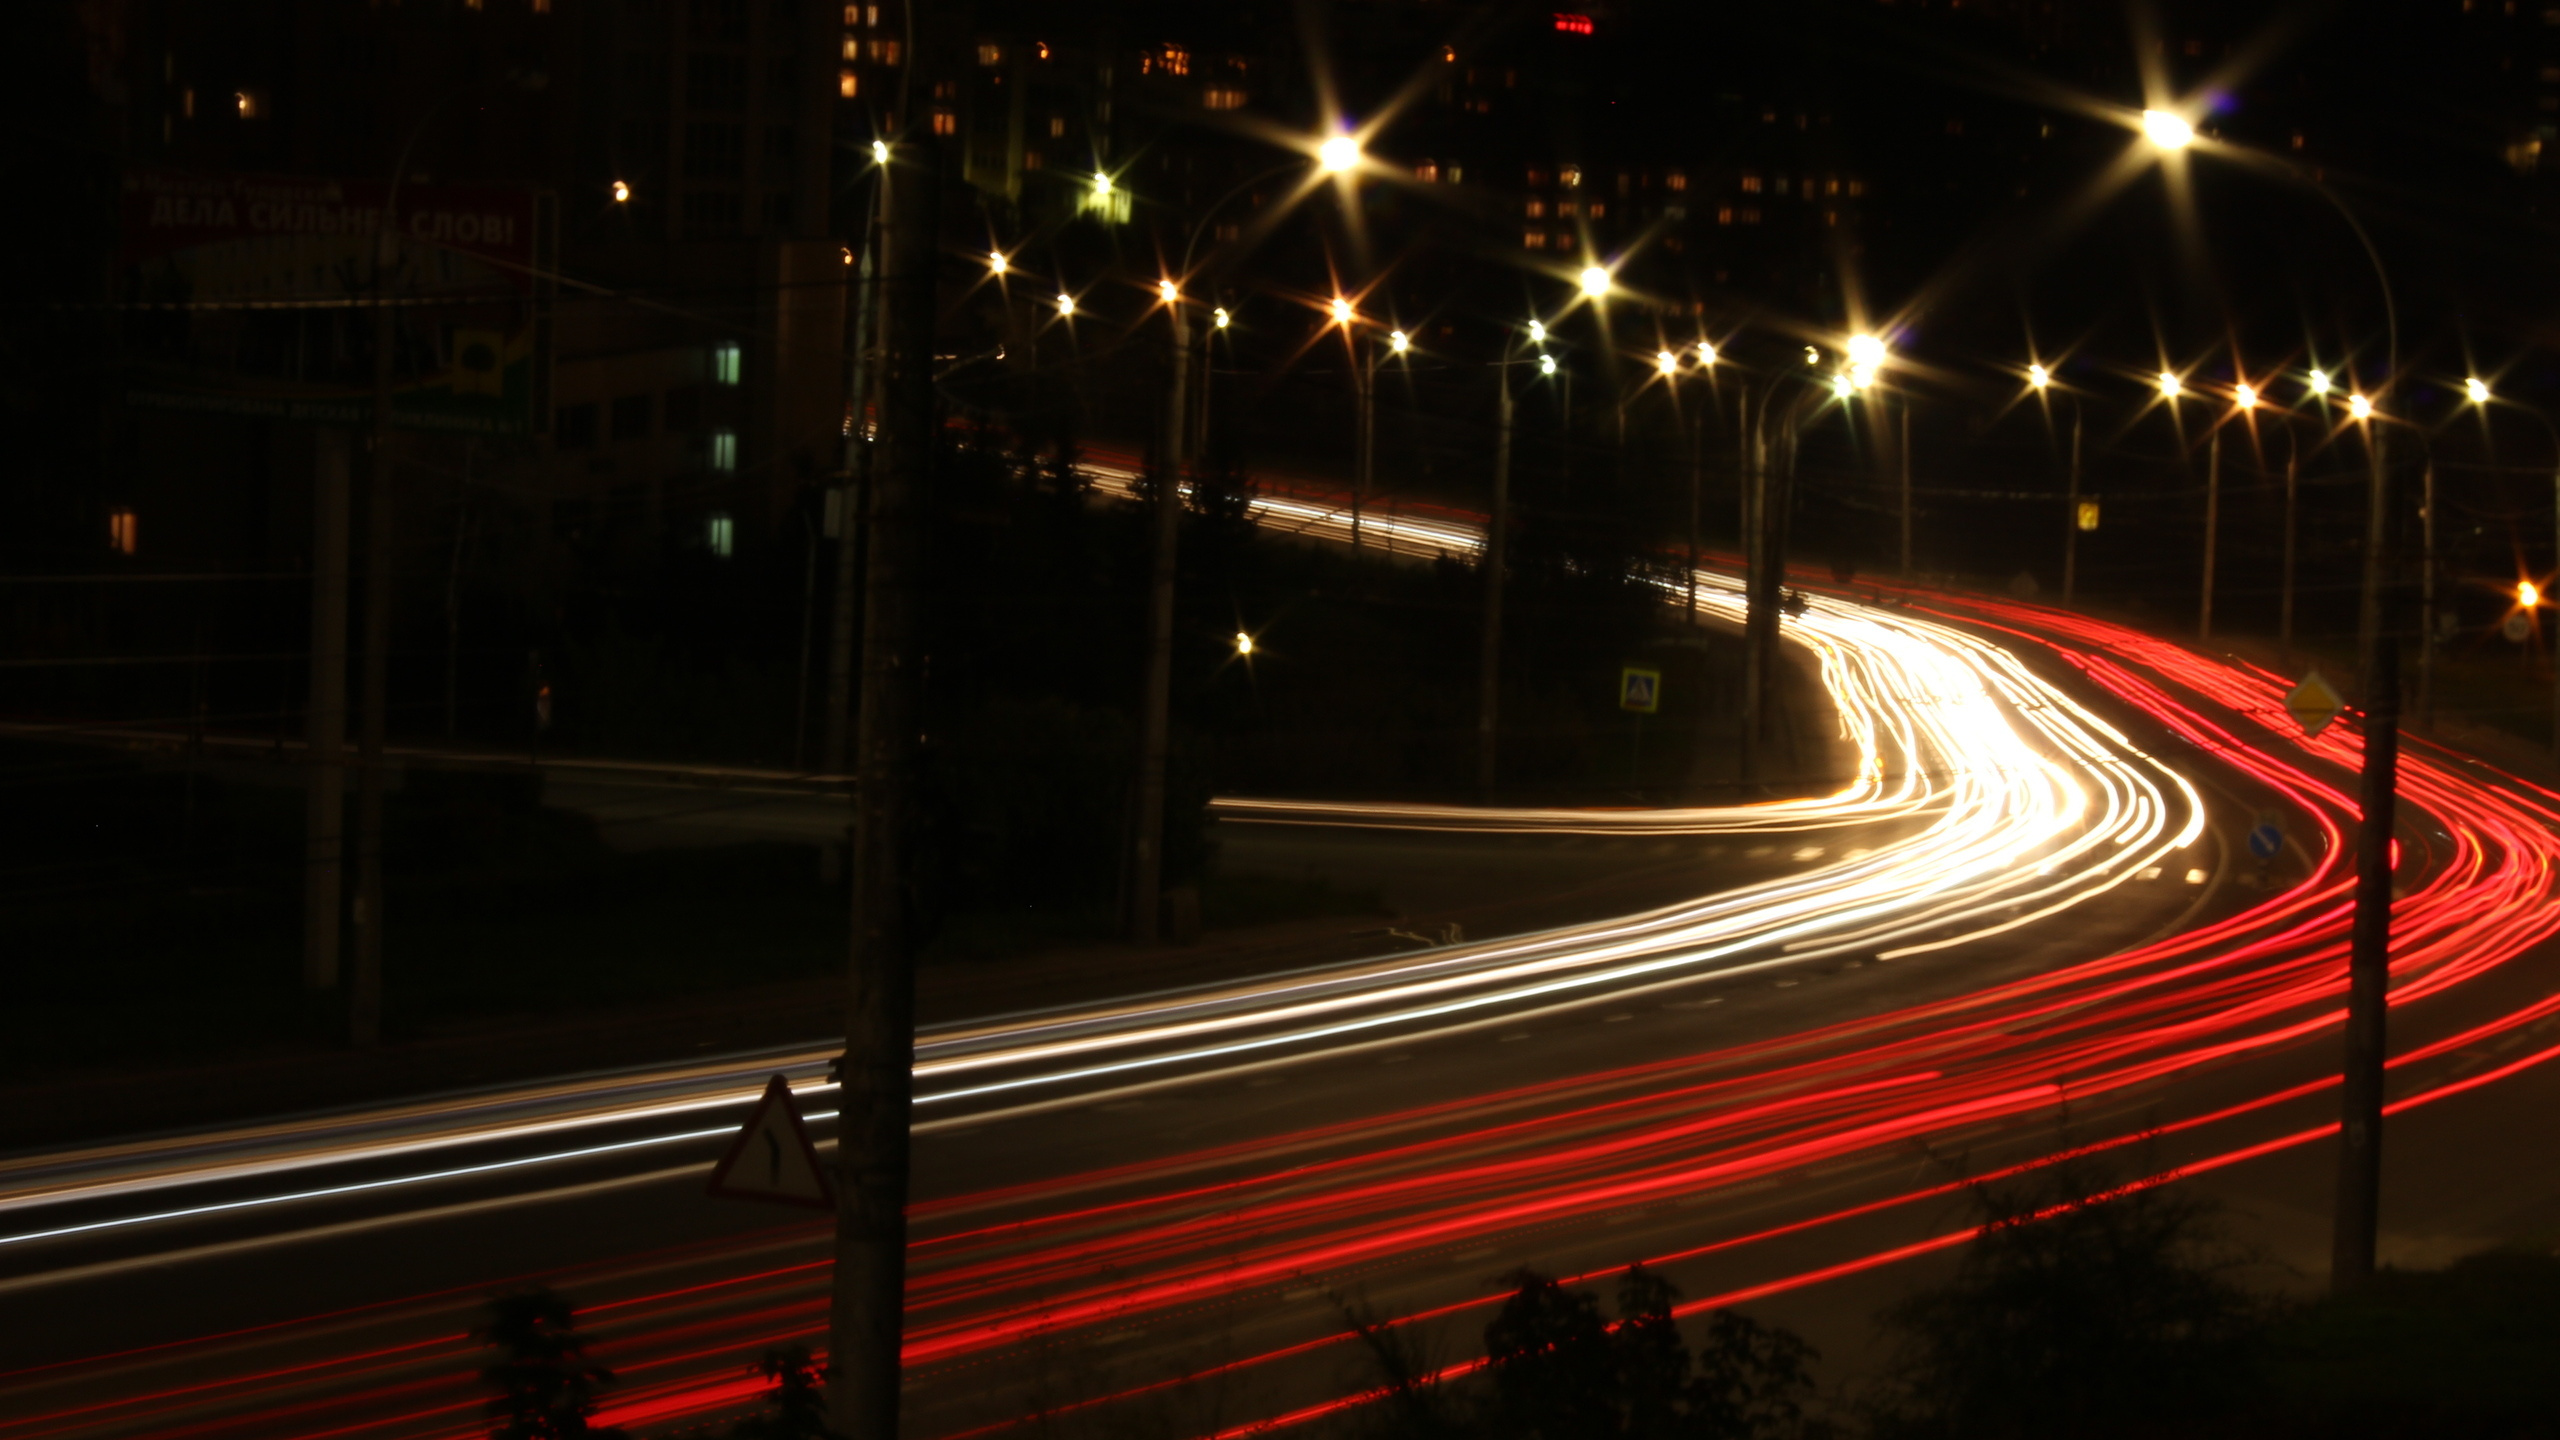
[2419,462,2437,728]
[824,225,880,778]
[2334,426,2399,1292]
[2062,404,2082,603]
[1897,401,1912,578]
[350,211,399,1049]
[827,100,939,1437]
[1742,390,1794,784]
[1131,292,1190,944]
[1352,343,1373,551]
[2199,431,2220,643]
[2281,438,2299,668]
[1685,399,1702,626]
[1477,360,1513,800]
[303,430,351,994]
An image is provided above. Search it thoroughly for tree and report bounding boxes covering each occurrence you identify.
[728,1345,840,1440]
[1871,1158,2263,1439]
[475,1288,627,1440]
[1476,1266,1817,1440]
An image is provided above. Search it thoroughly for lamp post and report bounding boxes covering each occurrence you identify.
[1131,143,1355,945]
[2465,378,2560,757]
[1741,354,1858,782]
[2141,106,2406,1289]
[1480,326,1553,799]
[2029,364,2085,603]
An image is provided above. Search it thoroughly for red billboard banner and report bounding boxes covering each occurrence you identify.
[117,170,549,434]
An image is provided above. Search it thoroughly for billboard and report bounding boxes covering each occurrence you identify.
[117,169,548,434]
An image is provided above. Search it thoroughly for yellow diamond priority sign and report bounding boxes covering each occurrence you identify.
[2285,669,2344,739]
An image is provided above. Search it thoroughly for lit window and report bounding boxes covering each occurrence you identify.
[1666,170,1686,192]
[1414,161,1439,182]
[180,87,194,117]
[1161,45,1189,76]
[712,343,741,385]
[1023,150,1043,170]
[865,4,877,23]
[707,512,735,557]
[531,0,550,13]
[1525,199,1546,218]
[1049,115,1066,138]
[932,109,956,135]
[978,43,1003,65]
[839,68,858,97]
[1560,165,1582,188]
[1204,86,1246,110]
[108,507,137,555]
[1717,206,1733,225]
[869,38,900,64]
[1524,230,1547,249]
[1527,168,1548,186]
[1847,178,1865,196]
[843,4,860,22]
[843,36,860,59]
[1557,200,1575,217]
[1587,201,1604,218]
[709,431,738,472]
[1740,173,1761,193]
[1742,207,1760,224]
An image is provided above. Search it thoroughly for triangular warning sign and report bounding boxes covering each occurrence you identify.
[707,1074,836,1211]
[2285,669,2345,739]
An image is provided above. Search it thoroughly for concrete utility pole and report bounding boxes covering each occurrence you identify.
[2418,462,2437,728]
[827,103,938,1439]
[1352,342,1374,551]
[1741,390,1796,783]
[1897,401,1912,578]
[350,214,399,1049]
[824,223,880,780]
[2334,426,2399,1291]
[2199,431,2221,643]
[303,431,351,993]
[1685,400,1703,626]
[2062,404,2082,603]
[1477,359,1514,800]
[1130,294,1190,945]
[2281,439,2299,667]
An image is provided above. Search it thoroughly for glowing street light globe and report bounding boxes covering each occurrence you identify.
[1656,349,1678,376]
[1213,307,1231,330]
[1697,340,1717,365]
[1846,333,1886,368]
[1577,265,1611,299]
[2027,363,2050,390]
[1830,373,1856,399]
[1388,329,1410,353]
[2140,109,2196,151]
[1330,296,1356,326]
[1235,631,1256,656]
[1319,134,1362,174]
[2307,368,2332,397]
[1055,293,1075,317]
[1157,279,1179,304]
[2158,371,2183,400]
[1527,320,1547,344]
[2235,383,2258,410]
[2468,377,2493,404]
[611,179,632,204]
[870,140,890,165]
[987,250,1007,275]
[1539,354,1559,377]
[2348,393,2374,420]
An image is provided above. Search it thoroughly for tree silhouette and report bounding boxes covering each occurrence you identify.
[727,1344,840,1440]
[475,1288,626,1439]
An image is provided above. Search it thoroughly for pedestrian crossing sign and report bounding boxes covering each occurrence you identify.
[1619,665,1662,714]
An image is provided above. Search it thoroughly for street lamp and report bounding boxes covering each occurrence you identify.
[2235,382,2259,410]
[1539,354,1558,377]
[2348,392,2374,421]
[1157,279,1179,305]
[870,140,890,165]
[1331,295,1356,326]
[1698,340,1717,366]
[1578,265,1611,299]
[1529,320,1548,345]
[1389,329,1410,354]
[1234,630,1256,656]
[2308,368,2332,398]
[611,179,631,205]
[2028,362,2051,390]
[2158,370,2183,400]
[1213,307,1231,330]
[1656,349,1679,377]
[1055,292,1075,317]
[1319,133,1362,174]
[2468,376,2493,405]
[2140,108,2198,151]
[987,250,1007,275]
